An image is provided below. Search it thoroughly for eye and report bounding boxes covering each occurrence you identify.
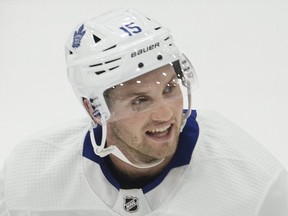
[163,79,178,94]
[131,96,151,111]
[132,96,149,106]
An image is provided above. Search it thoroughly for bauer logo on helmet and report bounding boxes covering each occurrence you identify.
[131,42,160,58]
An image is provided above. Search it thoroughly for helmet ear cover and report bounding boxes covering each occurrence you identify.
[82,98,103,125]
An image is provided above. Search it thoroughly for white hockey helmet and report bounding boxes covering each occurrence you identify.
[65,9,197,168]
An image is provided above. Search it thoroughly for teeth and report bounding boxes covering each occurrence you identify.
[149,125,171,133]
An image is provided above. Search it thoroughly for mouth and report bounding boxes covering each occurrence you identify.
[145,124,173,139]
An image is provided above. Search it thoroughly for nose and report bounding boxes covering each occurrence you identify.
[150,103,173,122]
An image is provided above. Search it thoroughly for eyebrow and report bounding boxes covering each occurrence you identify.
[119,74,179,99]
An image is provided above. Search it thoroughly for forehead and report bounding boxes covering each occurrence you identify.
[105,64,177,97]
[121,64,176,86]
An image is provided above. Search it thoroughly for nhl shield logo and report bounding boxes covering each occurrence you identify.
[123,196,139,213]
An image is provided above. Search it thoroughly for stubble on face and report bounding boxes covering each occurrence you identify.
[105,64,184,167]
[106,108,183,164]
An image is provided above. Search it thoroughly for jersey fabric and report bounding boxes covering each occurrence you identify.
[0,110,287,216]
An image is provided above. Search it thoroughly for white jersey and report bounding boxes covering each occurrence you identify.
[1,110,287,216]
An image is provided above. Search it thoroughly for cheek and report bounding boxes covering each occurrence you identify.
[172,97,184,123]
[172,96,184,112]
[110,116,143,135]
[107,119,144,149]
[178,97,184,108]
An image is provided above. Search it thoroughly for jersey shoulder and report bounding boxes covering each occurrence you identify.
[192,110,283,177]
[169,110,286,215]
[3,118,101,210]
[12,117,90,153]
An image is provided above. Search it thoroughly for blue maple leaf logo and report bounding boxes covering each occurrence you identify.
[72,24,86,48]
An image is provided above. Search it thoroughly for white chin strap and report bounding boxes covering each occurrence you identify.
[89,117,164,169]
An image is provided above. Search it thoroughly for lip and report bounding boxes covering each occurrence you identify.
[145,123,174,142]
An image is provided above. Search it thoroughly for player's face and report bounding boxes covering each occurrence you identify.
[106,64,183,164]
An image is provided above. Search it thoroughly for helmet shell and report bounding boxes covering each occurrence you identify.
[65,9,183,120]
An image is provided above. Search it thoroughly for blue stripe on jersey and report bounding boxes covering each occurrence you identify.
[83,124,121,189]
[83,110,199,193]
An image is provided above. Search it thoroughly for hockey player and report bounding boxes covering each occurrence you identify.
[1,8,288,216]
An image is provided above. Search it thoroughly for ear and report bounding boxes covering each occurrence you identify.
[83,98,102,125]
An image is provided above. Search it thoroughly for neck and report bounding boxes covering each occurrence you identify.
[106,154,172,189]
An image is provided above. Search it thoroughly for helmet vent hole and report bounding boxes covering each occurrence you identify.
[155,27,161,30]
[105,58,121,64]
[95,70,106,75]
[103,45,117,52]
[69,50,73,55]
[164,37,170,41]
[93,35,101,43]
[109,66,119,71]
[89,63,103,67]
[138,62,144,68]
[157,55,163,60]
